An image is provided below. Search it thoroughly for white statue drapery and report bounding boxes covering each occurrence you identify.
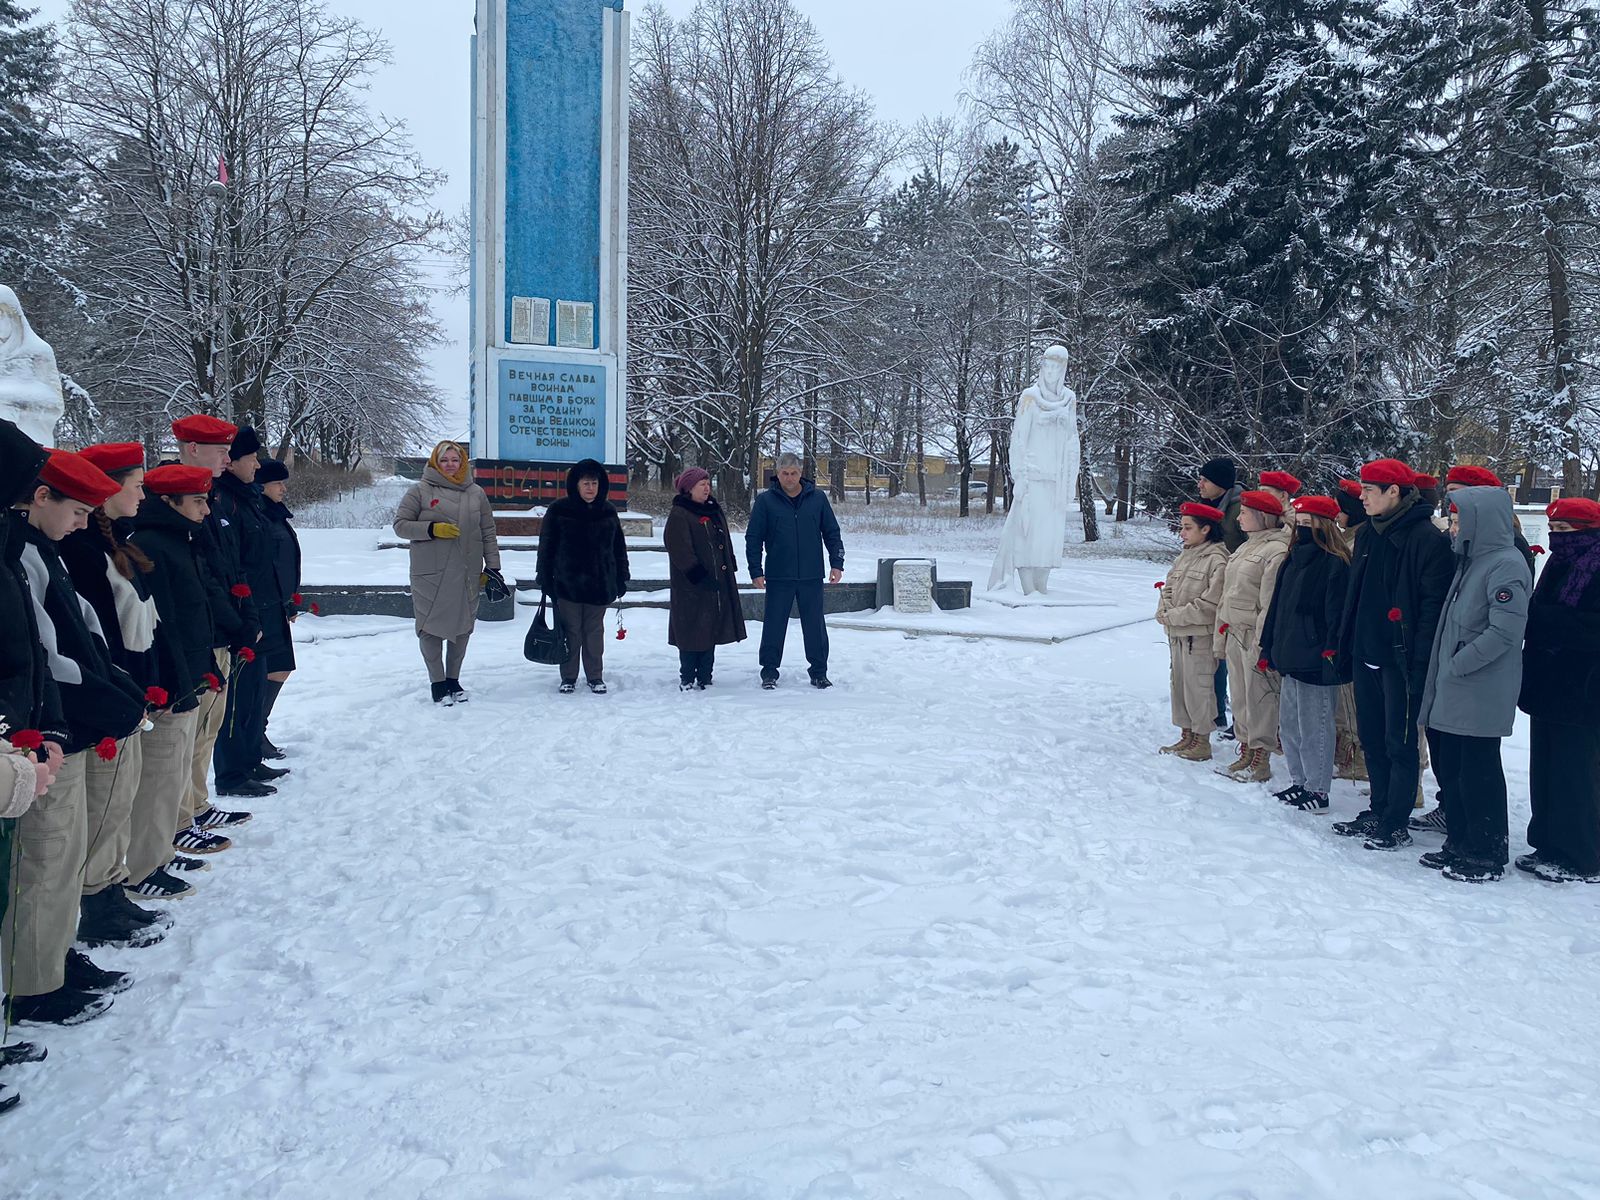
[988,345,1080,595]
[0,285,64,445]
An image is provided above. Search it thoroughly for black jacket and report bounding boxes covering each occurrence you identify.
[259,498,302,616]
[1519,529,1600,725]
[1338,496,1456,690]
[745,477,845,582]
[170,463,260,651]
[19,525,146,754]
[58,523,158,691]
[129,497,217,715]
[1260,529,1352,686]
[536,460,631,605]
[0,421,65,742]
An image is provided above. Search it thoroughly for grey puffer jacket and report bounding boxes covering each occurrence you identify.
[393,467,501,640]
[1418,487,1531,739]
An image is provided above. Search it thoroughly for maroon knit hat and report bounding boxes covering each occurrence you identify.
[675,467,711,495]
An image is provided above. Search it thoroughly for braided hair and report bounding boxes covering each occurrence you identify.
[95,467,154,579]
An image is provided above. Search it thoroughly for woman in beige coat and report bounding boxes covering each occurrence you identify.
[1157,502,1232,761]
[1214,490,1291,782]
[393,441,503,704]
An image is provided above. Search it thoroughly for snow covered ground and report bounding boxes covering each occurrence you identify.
[8,504,1600,1199]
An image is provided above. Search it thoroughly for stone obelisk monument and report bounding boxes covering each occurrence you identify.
[470,0,629,509]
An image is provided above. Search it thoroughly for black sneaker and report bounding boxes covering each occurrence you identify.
[1418,849,1458,871]
[1363,829,1414,851]
[1291,791,1329,813]
[809,676,833,689]
[0,1084,17,1115]
[761,677,778,691]
[167,854,211,873]
[588,680,607,694]
[559,681,576,694]
[445,678,469,703]
[173,824,231,855]
[5,987,113,1026]
[76,890,166,949]
[196,805,252,829]
[431,681,454,706]
[1409,806,1447,833]
[250,764,290,782]
[1524,857,1600,884]
[0,1040,46,1067]
[216,780,274,798]
[1443,860,1503,883]
[127,867,196,901]
[679,681,697,692]
[1332,814,1379,838]
[1273,784,1307,805]
[64,949,133,995]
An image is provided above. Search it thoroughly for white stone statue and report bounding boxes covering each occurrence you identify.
[988,345,1080,595]
[0,285,64,445]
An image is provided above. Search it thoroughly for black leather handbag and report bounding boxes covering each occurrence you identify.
[522,594,568,665]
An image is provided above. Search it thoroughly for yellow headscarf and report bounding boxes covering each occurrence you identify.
[427,440,471,486]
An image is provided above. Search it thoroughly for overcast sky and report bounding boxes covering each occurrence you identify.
[30,0,1015,423]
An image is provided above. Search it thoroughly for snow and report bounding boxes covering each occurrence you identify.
[8,502,1600,1198]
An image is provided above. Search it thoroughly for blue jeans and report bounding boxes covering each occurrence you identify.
[1213,659,1229,726]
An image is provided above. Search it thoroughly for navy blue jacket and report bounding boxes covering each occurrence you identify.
[746,478,845,582]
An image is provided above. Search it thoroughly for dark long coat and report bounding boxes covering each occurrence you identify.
[665,494,747,651]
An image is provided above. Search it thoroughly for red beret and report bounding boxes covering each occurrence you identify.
[1241,489,1285,516]
[1547,497,1600,528]
[38,451,121,507]
[1338,479,1362,497]
[78,442,145,474]
[1258,470,1302,495]
[1359,458,1415,487]
[171,414,239,445]
[1447,464,1502,489]
[1291,495,1341,520]
[1413,474,1438,489]
[143,464,216,496]
[1179,502,1226,524]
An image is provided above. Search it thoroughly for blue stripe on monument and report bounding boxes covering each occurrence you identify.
[503,0,603,347]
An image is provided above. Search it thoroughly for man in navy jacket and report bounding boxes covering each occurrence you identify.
[746,454,845,689]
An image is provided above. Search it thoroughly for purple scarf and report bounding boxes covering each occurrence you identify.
[1550,528,1600,606]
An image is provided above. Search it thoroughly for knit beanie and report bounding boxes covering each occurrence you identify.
[675,467,711,495]
[1199,457,1237,490]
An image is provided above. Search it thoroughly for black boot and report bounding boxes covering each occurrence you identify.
[445,677,469,703]
[4,987,113,1026]
[431,681,454,706]
[0,1040,46,1067]
[105,884,173,930]
[259,678,286,758]
[77,888,166,949]
[64,948,133,995]
[0,1084,17,1115]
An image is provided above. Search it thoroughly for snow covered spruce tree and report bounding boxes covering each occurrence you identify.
[52,0,445,450]
[0,1,75,287]
[1380,0,1600,496]
[1116,0,1400,498]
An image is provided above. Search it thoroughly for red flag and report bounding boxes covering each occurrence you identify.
[218,153,229,185]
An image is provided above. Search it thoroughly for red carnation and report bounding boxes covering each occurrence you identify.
[9,729,43,752]
[699,516,711,525]
[238,647,256,664]
[291,592,303,605]
[429,498,439,507]
[1218,622,1230,634]
[231,583,252,599]
[1256,658,1270,672]
[310,602,321,616]
[203,672,222,692]
[1321,649,1337,660]
[145,686,169,707]
[1531,544,1546,556]
[616,626,627,641]
[95,737,118,761]
[1154,581,1165,590]
[1388,607,1403,622]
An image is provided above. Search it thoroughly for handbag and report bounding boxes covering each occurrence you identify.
[522,593,569,666]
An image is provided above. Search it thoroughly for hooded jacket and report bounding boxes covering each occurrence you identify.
[128,495,217,715]
[393,460,500,639]
[1418,488,1531,739]
[0,419,66,742]
[746,476,845,582]
[536,460,630,606]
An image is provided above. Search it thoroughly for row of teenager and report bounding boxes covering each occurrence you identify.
[0,412,305,1116]
[1158,455,1600,885]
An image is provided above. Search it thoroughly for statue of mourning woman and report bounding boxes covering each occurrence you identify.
[0,285,64,444]
[988,345,1080,595]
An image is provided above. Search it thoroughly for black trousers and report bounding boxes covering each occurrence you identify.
[1430,729,1509,868]
[1353,662,1423,835]
[1528,718,1600,875]
[679,648,715,685]
[213,657,266,789]
[759,579,828,680]
[556,599,607,684]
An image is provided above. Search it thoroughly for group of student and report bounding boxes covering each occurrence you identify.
[1157,455,1600,885]
[0,412,303,1115]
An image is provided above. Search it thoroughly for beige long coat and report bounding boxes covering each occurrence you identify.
[393,467,501,639]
